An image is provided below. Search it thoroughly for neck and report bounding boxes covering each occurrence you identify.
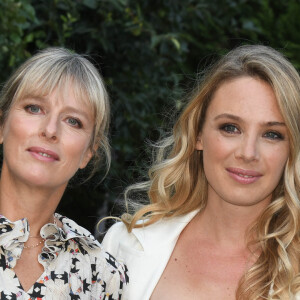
[0,172,66,236]
[195,194,269,251]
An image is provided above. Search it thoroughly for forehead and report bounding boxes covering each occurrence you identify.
[206,76,283,122]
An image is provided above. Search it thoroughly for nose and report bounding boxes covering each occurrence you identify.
[234,134,259,162]
[39,115,59,142]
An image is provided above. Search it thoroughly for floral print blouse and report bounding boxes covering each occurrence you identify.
[0,213,128,299]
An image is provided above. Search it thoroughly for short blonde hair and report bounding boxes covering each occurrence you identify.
[0,47,110,176]
[123,45,300,299]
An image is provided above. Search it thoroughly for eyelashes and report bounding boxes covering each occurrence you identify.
[263,131,284,140]
[24,104,83,129]
[220,124,239,134]
[66,117,83,128]
[219,123,285,140]
[25,104,41,114]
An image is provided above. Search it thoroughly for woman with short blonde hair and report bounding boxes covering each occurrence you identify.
[0,47,128,299]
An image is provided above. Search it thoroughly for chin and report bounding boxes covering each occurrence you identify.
[19,171,59,188]
[224,195,270,208]
[24,177,53,188]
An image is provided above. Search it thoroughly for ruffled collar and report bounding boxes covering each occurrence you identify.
[0,213,101,268]
[0,215,29,268]
[39,213,101,267]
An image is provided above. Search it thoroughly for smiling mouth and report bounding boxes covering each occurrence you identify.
[226,168,262,184]
[237,174,254,178]
[38,152,52,158]
[28,147,60,161]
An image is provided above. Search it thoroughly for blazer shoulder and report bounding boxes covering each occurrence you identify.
[105,221,129,238]
[102,221,143,255]
[102,210,200,255]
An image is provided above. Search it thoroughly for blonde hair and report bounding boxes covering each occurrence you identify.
[123,45,300,299]
[0,47,110,177]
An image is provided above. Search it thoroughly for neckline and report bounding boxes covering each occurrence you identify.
[12,267,47,295]
[0,213,101,269]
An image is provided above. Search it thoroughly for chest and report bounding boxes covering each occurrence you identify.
[150,236,248,300]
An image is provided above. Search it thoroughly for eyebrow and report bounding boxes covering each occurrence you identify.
[214,113,286,127]
[64,106,91,120]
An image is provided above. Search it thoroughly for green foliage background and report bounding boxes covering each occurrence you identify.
[1,0,300,233]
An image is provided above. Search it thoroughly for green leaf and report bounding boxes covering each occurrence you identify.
[82,0,97,9]
[170,37,180,51]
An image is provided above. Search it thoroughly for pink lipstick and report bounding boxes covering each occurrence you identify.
[226,167,262,184]
[28,147,59,162]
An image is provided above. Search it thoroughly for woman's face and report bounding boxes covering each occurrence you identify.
[196,76,289,208]
[0,83,94,189]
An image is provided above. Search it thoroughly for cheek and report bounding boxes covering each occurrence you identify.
[265,145,289,181]
[271,151,288,170]
[203,135,235,161]
[63,133,92,160]
[2,117,27,143]
[202,138,231,178]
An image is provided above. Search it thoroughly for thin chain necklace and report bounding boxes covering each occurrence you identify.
[23,238,44,249]
[23,215,57,250]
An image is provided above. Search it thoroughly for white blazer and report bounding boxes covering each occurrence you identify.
[102,210,199,300]
[102,210,300,300]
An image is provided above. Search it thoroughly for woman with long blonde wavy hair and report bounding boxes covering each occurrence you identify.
[103,45,300,300]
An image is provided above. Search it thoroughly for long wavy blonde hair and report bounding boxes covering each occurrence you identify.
[122,45,300,299]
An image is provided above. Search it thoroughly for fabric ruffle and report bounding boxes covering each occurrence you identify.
[39,213,101,267]
[0,214,101,268]
[0,215,29,268]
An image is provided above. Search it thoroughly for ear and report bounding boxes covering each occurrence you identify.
[0,127,3,144]
[0,111,4,144]
[79,148,93,169]
[195,133,203,150]
[79,143,98,169]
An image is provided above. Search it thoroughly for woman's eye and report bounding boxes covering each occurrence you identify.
[25,104,41,114]
[264,131,283,140]
[67,117,82,128]
[220,124,239,134]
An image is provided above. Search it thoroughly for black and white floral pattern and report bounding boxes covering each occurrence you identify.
[0,213,129,299]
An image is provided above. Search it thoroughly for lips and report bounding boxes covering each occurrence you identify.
[226,167,262,184]
[27,147,60,161]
